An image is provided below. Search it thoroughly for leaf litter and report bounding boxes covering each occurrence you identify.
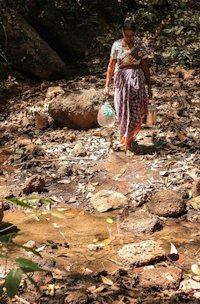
[0,66,199,303]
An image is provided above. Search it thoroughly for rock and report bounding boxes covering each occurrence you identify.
[139,266,182,290]
[23,175,45,195]
[16,137,32,147]
[23,240,36,248]
[46,86,65,100]
[0,11,66,80]
[35,112,50,130]
[120,210,162,234]
[71,143,86,157]
[64,132,76,143]
[23,1,119,62]
[118,240,166,267]
[58,165,73,178]
[148,190,186,217]
[90,190,128,212]
[48,88,101,130]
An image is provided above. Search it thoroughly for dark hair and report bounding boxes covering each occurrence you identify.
[122,19,136,32]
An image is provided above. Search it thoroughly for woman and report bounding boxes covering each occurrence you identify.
[104,19,152,150]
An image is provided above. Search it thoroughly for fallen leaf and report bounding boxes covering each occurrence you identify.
[101,276,113,286]
[47,284,55,296]
[191,264,200,276]
[189,196,200,210]
[170,242,178,255]
[106,218,114,224]
[188,190,193,199]
[52,223,60,228]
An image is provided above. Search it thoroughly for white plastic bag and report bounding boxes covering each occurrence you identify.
[97,101,115,127]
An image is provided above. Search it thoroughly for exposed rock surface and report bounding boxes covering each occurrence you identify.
[139,266,182,290]
[148,190,186,217]
[118,240,166,267]
[90,190,128,212]
[48,89,101,130]
[23,0,121,62]
[0,11,66,80]
[120,209,161,234]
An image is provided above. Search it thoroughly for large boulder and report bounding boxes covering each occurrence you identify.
[22,0,126,62]
[0,11,66,80]
[48,89,101,130]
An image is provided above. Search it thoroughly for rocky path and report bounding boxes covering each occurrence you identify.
[0,69,199,303]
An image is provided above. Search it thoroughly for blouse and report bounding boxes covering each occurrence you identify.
[110,39,149,71]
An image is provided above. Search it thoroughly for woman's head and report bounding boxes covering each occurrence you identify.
[122,19,136,44]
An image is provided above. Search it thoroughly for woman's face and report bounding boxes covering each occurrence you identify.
[123,30,135,44]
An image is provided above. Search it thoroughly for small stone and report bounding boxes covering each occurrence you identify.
[90,190,128,212]
[16,137,32,147]
[139,266,182,290]
[58,165,73,177]
[148,190,186,217]
[120,209,161,234]
[46,86,64,99]
[23,175,45,194]
[35,112,49,130]
[118,240,166,267]
[71,143,86,157]
[23,240,36,248]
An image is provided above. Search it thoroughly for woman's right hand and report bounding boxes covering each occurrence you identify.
[104,86,110,97]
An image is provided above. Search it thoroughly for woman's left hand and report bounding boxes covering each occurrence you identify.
[148,86,153,99]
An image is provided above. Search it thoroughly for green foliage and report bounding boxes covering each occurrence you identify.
[4,258,44,298]
[3,196,54,209]
[4,269,24,298]
[16,258,44,273]
[0,231,44,299]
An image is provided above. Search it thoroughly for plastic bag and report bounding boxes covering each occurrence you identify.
[97,101,115,127]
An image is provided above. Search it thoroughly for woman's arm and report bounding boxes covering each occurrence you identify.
[105,58,117,95]
[140,57,152,99]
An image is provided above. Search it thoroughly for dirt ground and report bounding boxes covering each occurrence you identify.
[0,66,199,303]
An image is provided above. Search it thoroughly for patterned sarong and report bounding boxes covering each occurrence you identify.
[114,67,148,146]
